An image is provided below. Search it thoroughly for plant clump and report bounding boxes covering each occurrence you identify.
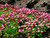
[0,4,50,38]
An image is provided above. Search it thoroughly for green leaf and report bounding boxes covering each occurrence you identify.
[0,23,2,25]
[32,37,35,38]
[25,14,29,17]
[38,35,40,36]
[30,14,33,17]
[39,33,42,35]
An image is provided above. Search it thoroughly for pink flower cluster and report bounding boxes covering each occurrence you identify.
[0,4,50,38]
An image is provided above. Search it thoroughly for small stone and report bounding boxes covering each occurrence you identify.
[49,36,50,37]
[45,37,47,38]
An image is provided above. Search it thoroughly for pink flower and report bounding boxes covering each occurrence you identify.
[41,19,43,21]
[24,31,26,33]
[3,9,7,12]
[13,23,15,24]
[18,29,21,32]
[38,21,40,23]
[0,30,1,32]
[28,36,30,38]
[25,22,28,25]
[35,12,38,14]
[17,15,19,18]
[8,25,11,26]
[2,27,4,29]
[8,22,10,24]
[29,28,31,30]
[0,18,3,20]
[33,22,36,25]
[38,23,44,26]
[41,31,43,33]
[38,30,40,32]
[5,29,7,30]
[32,31,34,33]
[40,12,42,14]
[20,20,23,23]
[41,27,43,28]
[32,14,34,16]
[16,10,20,13]
[13,27,15,29]
[24,25,26,27]
[11,8,13,9]
[14,6,18,9]
[27,33,30,35]
[4,30,6,32]
[22,29,24,32]
[35,25,37,26]
[36,31,38,32]
[5,18,8,20]
[18,26,21,28]
[28,31,30,32]
[34,19,38,21]
[21,25,24,28]
[4,28,7,32]
[46,24,48,26]
[2,24,4,27]
[28,22,30,25]
[44,19,48,21]
[28,12,31,14]
[47,26,49,28]
[31,25,33,27]
[11,25,13,28]
[32,29,35,30]
[37,28,40,29]
[42,21,45,24]
[48,23,50,25]
[26,27,28,30]
[28,25,30,27]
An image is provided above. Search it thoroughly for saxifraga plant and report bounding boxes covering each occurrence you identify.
[0,4,50,38]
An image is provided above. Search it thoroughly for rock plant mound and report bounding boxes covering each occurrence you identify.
[0,4,50,38]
